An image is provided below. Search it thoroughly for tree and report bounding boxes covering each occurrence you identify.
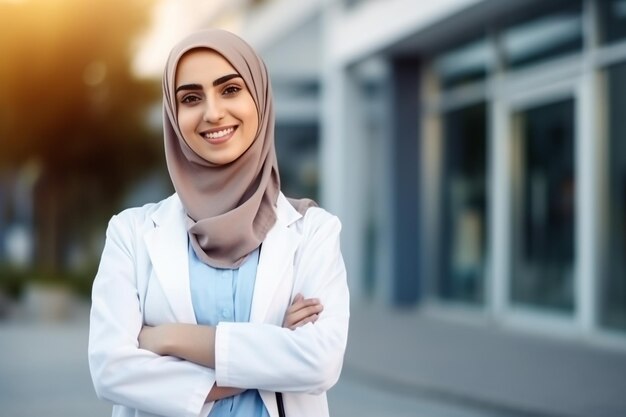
[0,0,163,273]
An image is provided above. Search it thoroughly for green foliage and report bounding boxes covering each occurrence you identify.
[0,265,29,299]
[0,262,99,300]
[0,0,164,271]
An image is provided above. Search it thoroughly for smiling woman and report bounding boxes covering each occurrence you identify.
[88,29,349,417]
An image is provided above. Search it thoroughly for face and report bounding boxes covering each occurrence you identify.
[175,49,259,165]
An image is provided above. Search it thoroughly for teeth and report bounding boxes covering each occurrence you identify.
[203,127,234,139]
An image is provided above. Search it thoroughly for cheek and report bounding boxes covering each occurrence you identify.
[243,101,259,136]
[177,109,197,136]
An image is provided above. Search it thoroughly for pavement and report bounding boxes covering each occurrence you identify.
[343,301,626,417]
[0,314,111,417]
[1,300,625,417]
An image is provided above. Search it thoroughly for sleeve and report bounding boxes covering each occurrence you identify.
[88,213,216,417]
[214,209,350,395]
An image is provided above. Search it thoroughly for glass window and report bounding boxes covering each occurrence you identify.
[598,0,626,44]
[439,103,488,304]
[511,98,575,312]
[601,61,626,331]
[358,61,389,299]
[435,39,493,89]
[274,123,319,200]
[502,9,583,69]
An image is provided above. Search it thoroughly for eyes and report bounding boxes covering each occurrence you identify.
[178,84,243,105]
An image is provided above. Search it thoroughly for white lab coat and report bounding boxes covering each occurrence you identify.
[88,192,350,417]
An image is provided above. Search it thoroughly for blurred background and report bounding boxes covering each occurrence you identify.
[1,0,626,416]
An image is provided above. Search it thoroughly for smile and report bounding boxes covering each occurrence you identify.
[200,126,236,144]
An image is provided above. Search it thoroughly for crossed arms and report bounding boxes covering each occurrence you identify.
[138,294,324,402]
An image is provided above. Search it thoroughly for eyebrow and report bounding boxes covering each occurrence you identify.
[175,83,202,94]
[212,73,242,86]
[175,74,242,94]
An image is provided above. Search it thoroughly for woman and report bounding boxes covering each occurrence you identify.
[88,29,349,417]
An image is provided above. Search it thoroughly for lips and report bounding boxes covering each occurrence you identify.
[200,126,237,144]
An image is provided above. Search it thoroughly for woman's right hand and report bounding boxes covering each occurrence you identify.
[282,293,324,330]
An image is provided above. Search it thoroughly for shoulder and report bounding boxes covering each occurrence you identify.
[296,206,342,244]
[277,192,341,237]
[302,206,340,228]
[275,192,333,229]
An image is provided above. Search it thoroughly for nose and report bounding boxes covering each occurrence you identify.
[202,97,225,123]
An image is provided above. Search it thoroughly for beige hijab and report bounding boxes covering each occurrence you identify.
[162,29,314,269]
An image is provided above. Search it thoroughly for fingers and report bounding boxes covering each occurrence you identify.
[291,293,304,305]
[290,302,323,325]
[283,296,324,330]
[290,313,319,329]
[287,296,320,314]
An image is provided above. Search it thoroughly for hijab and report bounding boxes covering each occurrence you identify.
[162,29,315,269]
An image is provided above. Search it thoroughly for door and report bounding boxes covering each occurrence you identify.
[509,96,576,314]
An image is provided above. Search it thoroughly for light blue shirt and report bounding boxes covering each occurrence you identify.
[188,242,269,417]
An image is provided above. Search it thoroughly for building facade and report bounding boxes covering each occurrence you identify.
[206,0,626,343]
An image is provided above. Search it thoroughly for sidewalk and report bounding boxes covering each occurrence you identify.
[0,311,534,417]
[1,308,501,417]
[2,301,625,417]
[0,315,112,417]
[343,302,626,417]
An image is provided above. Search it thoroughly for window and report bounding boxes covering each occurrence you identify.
[435,39,492,89]
[511,99,575,312]
[274,123,319,201]
[601,61,626,331]
[502,8,583,69]
[598,0,626,44]
[439,103,488,304]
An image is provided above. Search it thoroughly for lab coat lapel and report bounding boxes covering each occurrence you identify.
[143,195,197,324]
[250,195,302,323]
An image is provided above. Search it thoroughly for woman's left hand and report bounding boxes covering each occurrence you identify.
[282,293,324,330]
